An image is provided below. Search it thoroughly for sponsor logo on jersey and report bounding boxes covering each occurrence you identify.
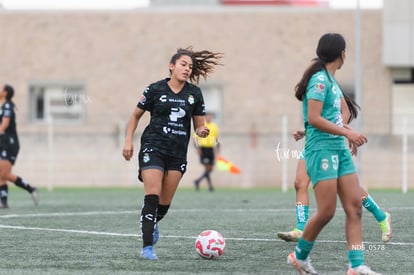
[169,107,186,122]
[317,74,325,81]
[333,98,341,108]
[163,126,171,134]
[332,85,337,94]
[159,95,167,102]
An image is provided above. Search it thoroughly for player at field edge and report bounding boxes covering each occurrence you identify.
[122,47,223,260]
[193,112,220,192]
[277,92,391,244]
[286,33,382,275]
[0,84,39,209]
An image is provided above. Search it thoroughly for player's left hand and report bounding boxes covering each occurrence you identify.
[349,141,358,156]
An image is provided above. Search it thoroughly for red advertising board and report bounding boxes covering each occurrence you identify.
[222,0,325,6]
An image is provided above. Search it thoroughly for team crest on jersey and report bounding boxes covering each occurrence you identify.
[321,158,329,171]
[315,83,325,94]
[139,95,146,104]
[143,153,150,163]
[188,95,194,105]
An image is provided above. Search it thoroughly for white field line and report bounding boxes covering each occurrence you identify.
[0,223,413,247]
[0,206,413,219]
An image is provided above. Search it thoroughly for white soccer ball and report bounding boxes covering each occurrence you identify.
[195,230,225,259]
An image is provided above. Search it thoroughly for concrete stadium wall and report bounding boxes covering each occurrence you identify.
[0,7,410,189]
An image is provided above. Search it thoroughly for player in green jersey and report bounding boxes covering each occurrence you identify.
[286,33,381,275]
[123,47,222,260]
[277,91,391,244]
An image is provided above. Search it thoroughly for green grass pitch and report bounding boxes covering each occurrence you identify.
[0,187,412,274]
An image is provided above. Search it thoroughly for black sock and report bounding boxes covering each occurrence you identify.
[0,185,8,206]
[156,204,170,223]
[14,177,34,193]
[141,194,159,247]
[205,172,213,188]
[196,174,204,183]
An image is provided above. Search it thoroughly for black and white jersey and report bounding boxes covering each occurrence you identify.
[0,101,19,147]
[137,78,205,158]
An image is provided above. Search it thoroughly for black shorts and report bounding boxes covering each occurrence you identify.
[138,147,187,182]
[0,136,19,165]
[199,147,215,165]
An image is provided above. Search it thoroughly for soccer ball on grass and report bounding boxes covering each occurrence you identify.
[195,230,225,259]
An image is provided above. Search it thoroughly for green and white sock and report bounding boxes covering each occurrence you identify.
[348,249,364,268]
[295,238,314,260]
[295,203,309,231]
[362,195,386,222]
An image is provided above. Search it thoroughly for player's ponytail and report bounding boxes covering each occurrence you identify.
[295,58,324,101]
[169,47,223,84]
[342,91,360,123]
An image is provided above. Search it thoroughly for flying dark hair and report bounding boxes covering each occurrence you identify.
[342,90,360,123]
[295,33,346,101]
[169,47,223,84]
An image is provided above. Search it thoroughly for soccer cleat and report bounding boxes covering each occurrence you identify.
[141,246,158,260]
[287,252,318,275]
[31,188,39,206]
[277,228,303,242]
[378,212,392,242]
[346,265,382,275]
[0,203,9,209]
[153,223,159,245]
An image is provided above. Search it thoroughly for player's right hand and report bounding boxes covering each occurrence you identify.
[123,143,133,161]
[292,130,305,141]
[345,129,367,147]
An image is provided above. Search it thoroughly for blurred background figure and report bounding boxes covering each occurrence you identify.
[194,112,220,192]
[0,84,38,208]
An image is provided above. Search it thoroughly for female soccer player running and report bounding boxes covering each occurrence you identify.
[277,93,391,244]
[286,33,381,274]
[122,47,222,260]
[0,85,38,208]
